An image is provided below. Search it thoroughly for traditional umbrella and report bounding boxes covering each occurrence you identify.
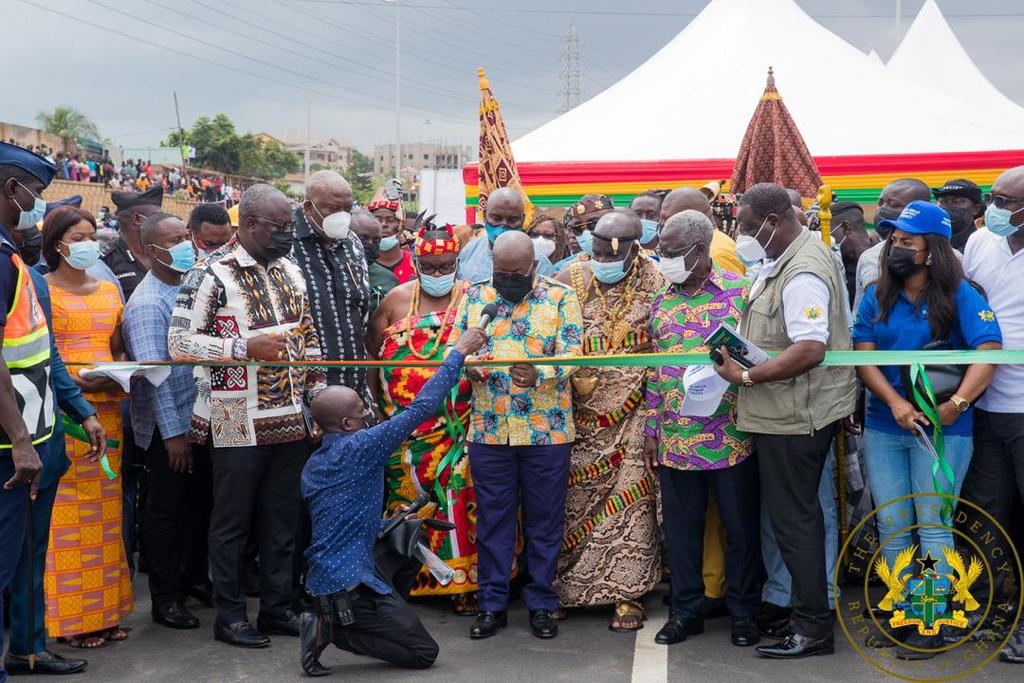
[477,67,533,222]
[730,67,823,201]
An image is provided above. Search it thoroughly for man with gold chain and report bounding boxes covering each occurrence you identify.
[554,210,663,631]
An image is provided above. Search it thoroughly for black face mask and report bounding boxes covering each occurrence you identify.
[493,271,534,303]
[946,206,975,235]
[264,229,293,260]
[361,241,380,264]
[18,229,42,265]
[874,207,901,240]
[887,246,922,278]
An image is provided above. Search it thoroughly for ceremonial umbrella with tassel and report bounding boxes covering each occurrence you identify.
[476,67,533,223]
[730,67,823,201]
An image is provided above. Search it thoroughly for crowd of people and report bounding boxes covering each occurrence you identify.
[0,140,1023,680]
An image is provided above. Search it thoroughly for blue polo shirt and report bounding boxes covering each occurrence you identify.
[852,280,1002,435]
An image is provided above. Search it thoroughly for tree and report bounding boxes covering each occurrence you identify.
[350,149,377,204]
[36,106,101,142]
[162,114,300,180]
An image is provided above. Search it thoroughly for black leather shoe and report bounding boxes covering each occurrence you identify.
[4,650,88,675]
[470,611,507,639]
[701,596,728,620]
[257,609,300,637]
[299,611,331,677]
[757,602,792,639]
[654,616,704,645]
[731,617,761,647]
[895,631,942,660]
[153,602,200,629]
[184,583,214,608]
[529,610,558,639]
[756,633,834,659]
[214,618,270,648]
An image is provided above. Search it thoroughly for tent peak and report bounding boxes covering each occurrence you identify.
[478,67,489,91]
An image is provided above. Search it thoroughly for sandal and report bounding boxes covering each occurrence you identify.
[451,593,479,617]
[551,607,568,621]
[60,633,107,649]
[102,627,128,641]
[609,600,646,632]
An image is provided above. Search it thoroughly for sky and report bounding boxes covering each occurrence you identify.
[6,0,1024,154]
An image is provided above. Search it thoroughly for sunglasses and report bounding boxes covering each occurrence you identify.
[984,193,1024,209]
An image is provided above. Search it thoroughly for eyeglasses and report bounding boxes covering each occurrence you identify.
[416,260,457,276]
[984,193,1024,209]
[567,219,598,236]
[255,216,295,233]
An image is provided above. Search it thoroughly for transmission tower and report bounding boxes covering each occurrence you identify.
[559,14,581,113]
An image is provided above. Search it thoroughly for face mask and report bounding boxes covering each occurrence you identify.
[361,241,380,264]
[656,245,697,284]
[576,229,594,256]
[419,272,456,297]
[735,217,772,266]
[493,270,534,303]
[639,219,658,245]
[887,245,922,278]
[154,240,196,272]
[379,234,400,251]
[60,240,100,271]
[264,229,293,260]
[984,203,1024,238]
[17,228,42,265]
[946,206,975,235]
[532,236,556,259]
[321,210,351,240]
[13,181,46,231]
[591,243,635,285]
[485,223,513,244]
[874,207,901,240]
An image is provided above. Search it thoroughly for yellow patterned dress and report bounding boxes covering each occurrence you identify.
[45,279,133,637]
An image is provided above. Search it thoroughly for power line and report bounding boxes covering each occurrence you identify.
[559,15,581,114]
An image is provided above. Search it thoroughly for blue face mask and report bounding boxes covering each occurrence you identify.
[485,223,513,244]
[590,243,635,285]
[60,240,100,271]
[576,229,594,256]
[155,240,197,272]
[984,203,1024,238]
[419,272,456,297]
[379,234,400,251]
[639,219,658,245]
[14,181,46,231]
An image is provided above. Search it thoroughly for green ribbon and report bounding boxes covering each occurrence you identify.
[61,415,119,481]
[908,364,956,525]
[433,386,467,513]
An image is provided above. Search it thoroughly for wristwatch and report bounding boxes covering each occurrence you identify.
[741,370,754,387]
[949,394,970,413]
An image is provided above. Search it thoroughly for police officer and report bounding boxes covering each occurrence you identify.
[0,142,57,683]
[102,186,161,301]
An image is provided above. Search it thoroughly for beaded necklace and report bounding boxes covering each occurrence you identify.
[403,281,459,360]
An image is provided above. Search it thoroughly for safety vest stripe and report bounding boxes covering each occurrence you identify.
[0,424,55,449]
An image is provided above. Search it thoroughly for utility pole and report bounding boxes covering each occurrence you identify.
[304,99,311,181]
[559,14,581,114]
[173,91,187,171]
[386,0,402,182]
[895,0,903,41]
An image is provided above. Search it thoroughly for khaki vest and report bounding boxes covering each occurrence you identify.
[737,230,856,435]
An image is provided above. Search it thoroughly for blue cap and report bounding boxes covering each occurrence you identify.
[0,141,57,186]
[877,200,952,240]
[44,195,83,216]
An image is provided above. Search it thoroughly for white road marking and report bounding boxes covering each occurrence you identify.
[631,600,669,683]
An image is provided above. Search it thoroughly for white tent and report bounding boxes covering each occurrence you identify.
[511,0,1024,162]
[887,0,1024,120]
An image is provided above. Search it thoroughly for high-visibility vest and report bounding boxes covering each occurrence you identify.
[0,243,54,448]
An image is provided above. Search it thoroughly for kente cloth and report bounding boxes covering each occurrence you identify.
[45,280,133,637]
[378,290,478,596]
[554,257,663,607]
[477,67,533,222]
[729,68,823,199]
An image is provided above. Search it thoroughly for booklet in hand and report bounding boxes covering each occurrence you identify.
[704,323,770,369]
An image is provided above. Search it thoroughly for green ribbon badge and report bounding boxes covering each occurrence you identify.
[61,415,120,480]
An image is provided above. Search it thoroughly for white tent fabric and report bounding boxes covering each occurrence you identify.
[511,0,1024,162]
[887,0,1024,121]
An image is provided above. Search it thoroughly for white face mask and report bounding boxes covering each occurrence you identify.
[735,216,774,266]
[310,201,351,240]
[532,235,556,259]
[656,244,697,284]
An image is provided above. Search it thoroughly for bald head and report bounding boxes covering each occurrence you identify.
[879,178,931,210]
[593,210,642,241]
[140,212,180,247]
[485,188,525,229]
[305,170,352,200]
[311,385,368,434]
[991,165,1024,197]
[661,187,713,223]
[492,230,535,274]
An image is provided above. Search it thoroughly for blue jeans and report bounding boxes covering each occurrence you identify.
[761,449,838,607]
[862,428,973,577]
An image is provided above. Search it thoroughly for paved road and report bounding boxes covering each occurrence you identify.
[32,580,1021,682]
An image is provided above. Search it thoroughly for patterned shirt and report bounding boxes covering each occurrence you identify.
[644,268,753,470]
[290,208,372,402]
[303,350,465,597]
[448,276,584,446]
[168,240,326,448]
[123,272,195,449]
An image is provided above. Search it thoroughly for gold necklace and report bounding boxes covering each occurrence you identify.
[404,281,459,360]
[589,260,638,348]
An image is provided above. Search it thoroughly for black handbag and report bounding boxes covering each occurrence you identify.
[900,340,965,410]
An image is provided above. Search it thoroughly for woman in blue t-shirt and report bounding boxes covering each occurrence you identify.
[853,201,1001,646]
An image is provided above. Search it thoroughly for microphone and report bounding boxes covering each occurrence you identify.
[478,302,499,329]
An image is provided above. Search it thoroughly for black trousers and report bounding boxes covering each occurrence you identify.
[331,590,438,669]
[209,440,306,623]
[143,429,213,607]
[756,424,837,639]
[958,409,1024,605]
[659,455,761,621]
